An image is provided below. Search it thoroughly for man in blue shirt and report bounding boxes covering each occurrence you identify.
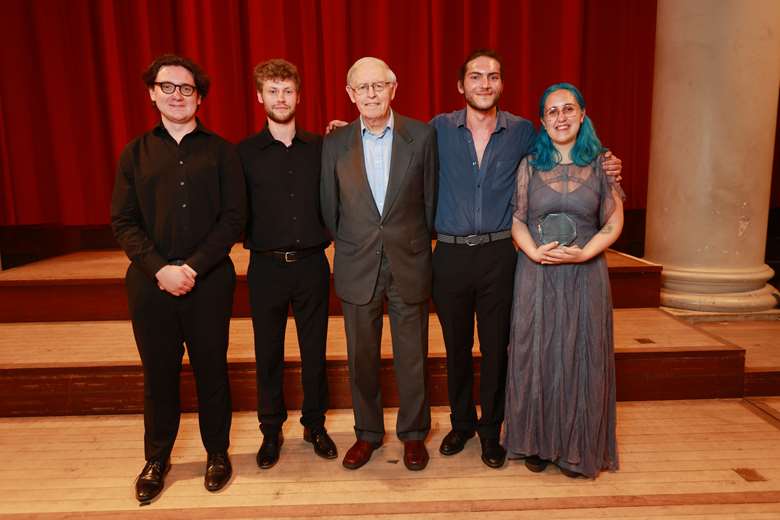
[431,49,622,468]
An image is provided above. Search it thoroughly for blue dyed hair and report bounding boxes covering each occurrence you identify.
[530,83,604,171]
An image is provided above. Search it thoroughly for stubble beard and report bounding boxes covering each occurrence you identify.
[267,107,296,125]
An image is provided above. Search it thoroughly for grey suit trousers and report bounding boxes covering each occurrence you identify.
[341,254,431,443]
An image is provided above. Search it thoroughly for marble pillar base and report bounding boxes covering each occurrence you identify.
[659,263,778,311]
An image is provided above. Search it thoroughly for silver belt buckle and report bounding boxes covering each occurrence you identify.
[464,234,481,246]
[284,251,296,263]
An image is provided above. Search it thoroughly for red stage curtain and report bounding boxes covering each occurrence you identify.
[0,0,656,225]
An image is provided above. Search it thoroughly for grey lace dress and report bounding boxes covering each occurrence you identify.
[502,154,624,478]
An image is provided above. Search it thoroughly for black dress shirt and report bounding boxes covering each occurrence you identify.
[237,127,329,251]
[111,121,247,279]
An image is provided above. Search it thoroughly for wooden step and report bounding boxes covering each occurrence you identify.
[0,245,661,322]
[0,309,744,417]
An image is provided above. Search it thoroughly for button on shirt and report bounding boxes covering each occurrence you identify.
[361,113,394,215]
[110,120,247,278]
[237,127,329,251]
[430,109,536,236]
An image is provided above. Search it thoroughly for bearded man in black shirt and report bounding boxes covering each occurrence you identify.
[237,59,336,470]
[111,54,246,503]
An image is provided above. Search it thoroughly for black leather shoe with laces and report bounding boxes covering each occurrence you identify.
[135,458,170,503]
[257,432,283,469]
[480,437,507,469]
[204,452,232,492]
[439,430,475,456]
[304,427,338,459]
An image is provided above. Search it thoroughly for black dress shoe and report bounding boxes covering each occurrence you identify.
[135,458,170,503]
[524,455,549,473]
[439,429,475,456]
[205,452,232,492]
[559,466,584,479]
[480,437,507,469]
[304,427,338,459]
[257,432,283,469]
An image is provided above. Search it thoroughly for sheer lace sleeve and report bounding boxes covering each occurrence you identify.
[513,156,532,224]
[598,154,626,227]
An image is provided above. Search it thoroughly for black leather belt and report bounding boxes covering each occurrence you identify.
[256,247,322,263]
[436,230,511,246]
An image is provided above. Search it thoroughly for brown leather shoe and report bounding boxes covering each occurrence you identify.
[403,440,429,471]
[342,439,381,470]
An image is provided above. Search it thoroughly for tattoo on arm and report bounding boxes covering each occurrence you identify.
[599,224,614,235]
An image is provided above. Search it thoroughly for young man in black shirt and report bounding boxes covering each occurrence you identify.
[237,59,336,469]
[111,54,246,503]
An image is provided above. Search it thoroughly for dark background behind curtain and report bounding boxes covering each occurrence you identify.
[0,0,657,226]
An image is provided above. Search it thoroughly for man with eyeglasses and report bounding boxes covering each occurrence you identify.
[111,53,245,503]
[431,49,622,469]
[237,59,337,470]
[321,57,437,471]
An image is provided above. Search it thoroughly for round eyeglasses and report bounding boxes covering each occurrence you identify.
[155,82,197,97]
[544,103,579,121]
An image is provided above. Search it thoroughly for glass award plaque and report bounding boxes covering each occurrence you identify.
[538,212,577,246]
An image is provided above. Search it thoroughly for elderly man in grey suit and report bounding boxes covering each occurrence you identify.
[321,57,437,471]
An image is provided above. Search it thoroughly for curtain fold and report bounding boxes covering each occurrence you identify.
[0,0,655,225]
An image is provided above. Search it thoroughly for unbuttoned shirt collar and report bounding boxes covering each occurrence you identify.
[454,107,508,134]
[360,111,394,137]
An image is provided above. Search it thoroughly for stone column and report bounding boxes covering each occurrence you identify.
[644,0,780,312]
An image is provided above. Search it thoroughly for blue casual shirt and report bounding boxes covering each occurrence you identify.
[360,113,394,216]
[430,109,535,236]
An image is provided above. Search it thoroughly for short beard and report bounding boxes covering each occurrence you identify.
[267,108,295,125]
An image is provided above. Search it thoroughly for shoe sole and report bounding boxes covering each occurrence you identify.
[481,455,506,469]
[525,461,548,473]
[404,458,429,471]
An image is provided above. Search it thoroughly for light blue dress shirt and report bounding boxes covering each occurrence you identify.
[360,113,394,216]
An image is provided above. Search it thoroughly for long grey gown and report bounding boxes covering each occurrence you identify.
[503,155,623,478]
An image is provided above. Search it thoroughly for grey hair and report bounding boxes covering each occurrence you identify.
[346,57,397,86]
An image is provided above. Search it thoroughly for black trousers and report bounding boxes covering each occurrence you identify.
[247,250,330,435]
[126,258,235,462]
[432,238,517,439]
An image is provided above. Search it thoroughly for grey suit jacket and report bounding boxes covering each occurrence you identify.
[320,111,437,305]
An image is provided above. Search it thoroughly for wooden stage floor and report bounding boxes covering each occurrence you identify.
[2,401,780,518]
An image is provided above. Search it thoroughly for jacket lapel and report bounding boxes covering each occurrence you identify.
[344,121,381,219]
[381,112,413,223]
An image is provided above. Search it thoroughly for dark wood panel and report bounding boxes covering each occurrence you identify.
[0,269,658,322]
[744,370,780,397]
[0,349,749,417]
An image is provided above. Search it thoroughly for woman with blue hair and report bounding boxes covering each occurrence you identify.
[503,83,624,478]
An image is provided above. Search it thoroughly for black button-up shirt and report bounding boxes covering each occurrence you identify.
[238,127,329,251]
[430,109,536,236]
[110,121,246,278]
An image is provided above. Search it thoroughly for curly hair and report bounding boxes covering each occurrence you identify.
[253,59,301,91]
